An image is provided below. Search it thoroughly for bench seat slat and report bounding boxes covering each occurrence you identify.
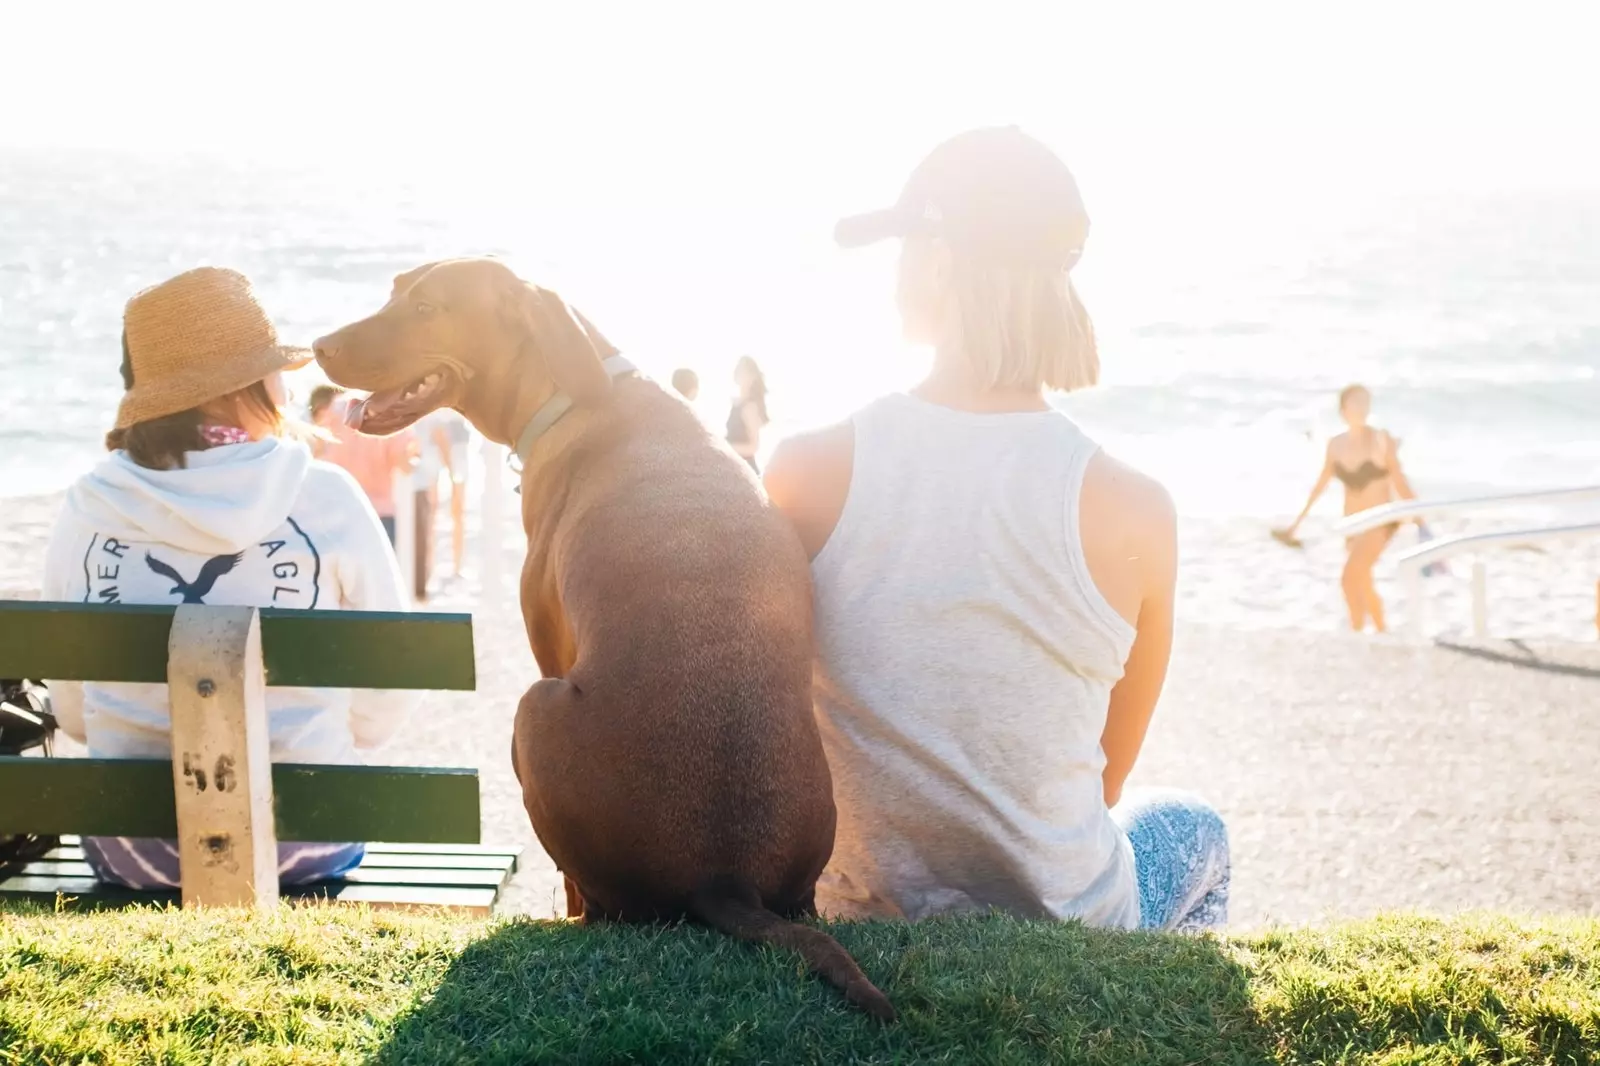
[10,859,512,889]
[48,837,521,866]
[364,843,523,862]
[0,602,475,690]
[0,875,498,915]
[13,860,512,889]
[0,758,480,843]
[39,845,517,873]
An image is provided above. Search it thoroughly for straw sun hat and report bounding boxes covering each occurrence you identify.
[114,267,312,430]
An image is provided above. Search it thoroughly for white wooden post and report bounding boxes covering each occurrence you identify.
[480,438,504,603]
[167,605,278,909]
[1471,561,1488,639]
[393,469,416,606]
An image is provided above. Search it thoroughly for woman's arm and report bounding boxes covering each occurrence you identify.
[1283,441,1337,535]
[763,423,854,559]
[1098,474,1178,808]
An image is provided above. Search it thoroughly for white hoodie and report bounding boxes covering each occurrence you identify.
[42,438,416,764]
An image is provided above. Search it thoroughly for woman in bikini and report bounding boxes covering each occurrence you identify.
[1277,384,1417,632]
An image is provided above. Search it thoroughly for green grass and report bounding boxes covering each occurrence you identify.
[1,909,1596,1065]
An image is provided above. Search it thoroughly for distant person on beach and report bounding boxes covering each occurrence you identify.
[40,267,414,891]
[671,367,700,402]
[409,408,470,598]
[315,391,416,545]
[1275,384,1417,633]
[765,127,1228,932]
[726,356,769,471]
[308,383,342,458]
[433,409,471,580]
[673,367,722,432]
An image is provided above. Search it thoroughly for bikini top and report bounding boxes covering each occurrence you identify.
[1334,460,1389,492]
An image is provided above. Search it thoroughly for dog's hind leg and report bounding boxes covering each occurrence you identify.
[564,875,586,919]
[513,678,596,919]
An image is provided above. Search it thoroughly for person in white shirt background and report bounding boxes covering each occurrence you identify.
[410,408,473,596]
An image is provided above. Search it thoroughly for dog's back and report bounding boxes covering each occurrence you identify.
[517,381,832,895]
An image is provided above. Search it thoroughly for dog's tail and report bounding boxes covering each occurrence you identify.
[686,875,896,1022]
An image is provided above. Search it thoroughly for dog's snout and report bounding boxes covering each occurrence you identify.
[312,337,337,363]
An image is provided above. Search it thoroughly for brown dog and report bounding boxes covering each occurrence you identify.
[313,258,893,1020]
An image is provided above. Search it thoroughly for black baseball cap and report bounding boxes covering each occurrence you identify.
[834,126,1088,271]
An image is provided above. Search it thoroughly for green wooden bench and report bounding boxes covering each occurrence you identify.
[0,601,520,915]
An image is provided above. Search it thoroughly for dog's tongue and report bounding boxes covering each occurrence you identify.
[343,397,369,430]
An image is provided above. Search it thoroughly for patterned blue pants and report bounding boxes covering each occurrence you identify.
[1111,788,1230,932]
[82,836,365,891]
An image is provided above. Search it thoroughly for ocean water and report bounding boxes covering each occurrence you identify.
[4,148,1598,637]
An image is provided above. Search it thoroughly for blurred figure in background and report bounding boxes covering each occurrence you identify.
[313,386,416,546]
[671,368,700,402]
[411,408,471,596]
[673,366,721,432]
[436,410,471,580]
[1276,384,1417,632]
[308,384,342,459]
[726,355,769,471]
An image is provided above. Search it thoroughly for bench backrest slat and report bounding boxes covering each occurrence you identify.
[0,757,481,843]
[0,602,475,690]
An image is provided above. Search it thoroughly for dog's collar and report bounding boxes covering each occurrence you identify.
[512,354,637,464]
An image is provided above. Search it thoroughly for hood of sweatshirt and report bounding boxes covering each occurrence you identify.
[65,439,313,557]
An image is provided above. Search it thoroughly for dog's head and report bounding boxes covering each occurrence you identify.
[313,258,618,442]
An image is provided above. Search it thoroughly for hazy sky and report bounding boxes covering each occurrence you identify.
[3,1,1598,506]
[5,0,1599,201]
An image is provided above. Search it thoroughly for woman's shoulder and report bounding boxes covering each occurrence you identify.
[763,419,855,559]
[1079,449,1176,624]
[1081,449,1175,540]
[766,419,853,491]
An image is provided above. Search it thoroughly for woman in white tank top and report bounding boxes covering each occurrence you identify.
[766,127,1228,931]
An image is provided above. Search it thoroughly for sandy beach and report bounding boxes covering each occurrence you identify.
[5,485,1599,929]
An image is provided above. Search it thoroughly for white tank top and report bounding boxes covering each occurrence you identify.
[810,393,1139,926]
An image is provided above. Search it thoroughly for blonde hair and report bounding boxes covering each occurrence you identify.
[945,259,1098,393]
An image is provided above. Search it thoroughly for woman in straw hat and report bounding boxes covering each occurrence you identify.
[40,267,416,890]
[766,128,1228,932]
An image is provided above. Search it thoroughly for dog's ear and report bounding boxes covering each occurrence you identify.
[506,283,614,403]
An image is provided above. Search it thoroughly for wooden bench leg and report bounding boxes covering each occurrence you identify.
[168,605,279,909]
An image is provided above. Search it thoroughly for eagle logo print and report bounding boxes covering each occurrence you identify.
[83,523,320,608]
[143,551,244,604]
